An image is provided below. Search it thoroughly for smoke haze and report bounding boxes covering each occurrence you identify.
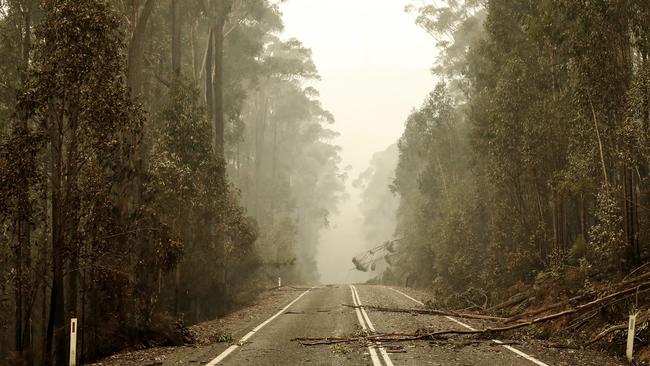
[281,0,437,283]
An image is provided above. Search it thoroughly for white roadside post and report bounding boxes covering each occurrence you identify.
[69,318,78,366]
[278,277,282,288]
[626,313,637,362]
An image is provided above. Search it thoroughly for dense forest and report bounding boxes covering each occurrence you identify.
[0,0,343,364]
[4,0,650,364]
[382,0,650,308]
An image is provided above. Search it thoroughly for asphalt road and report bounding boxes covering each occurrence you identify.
[195,285,623,366]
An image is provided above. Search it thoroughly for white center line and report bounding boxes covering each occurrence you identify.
[351,285,395,366]
[206,289,311,365]
[350,286,383,366]
[387,287,550,366]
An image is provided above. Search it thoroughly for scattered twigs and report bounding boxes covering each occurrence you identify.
[342,304,508,322]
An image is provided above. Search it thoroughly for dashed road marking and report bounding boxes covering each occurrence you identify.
[387,287,550,366]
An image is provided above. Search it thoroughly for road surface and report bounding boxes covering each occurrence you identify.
[93,285,623,365]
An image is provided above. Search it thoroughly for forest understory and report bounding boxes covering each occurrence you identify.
[380,267,650,363]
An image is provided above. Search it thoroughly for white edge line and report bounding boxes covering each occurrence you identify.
[387,287,550,366]
[206,288,311,366]
[350,285,383,366]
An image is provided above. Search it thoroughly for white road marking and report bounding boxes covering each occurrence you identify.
[352,286,395,366]
[350,286,383,366]
[387,287,551,366]
[351,285,395,366]
[206,289,311,365]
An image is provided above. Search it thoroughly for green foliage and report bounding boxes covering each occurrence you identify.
[0,0,343,363]
[588,188,625,273]
[388,0,650,303]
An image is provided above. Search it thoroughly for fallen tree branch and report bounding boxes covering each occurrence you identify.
[504,293,590,324]
[342,304,508,322]
[295,281,650,346]
[293,336,364,346]
[495,270,650,324]
[509,280,650,326]
[487,292,530,312]
[585,310,650,347]
[621,266,650,285]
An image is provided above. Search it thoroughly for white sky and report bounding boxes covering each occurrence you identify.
[281,0,437,284]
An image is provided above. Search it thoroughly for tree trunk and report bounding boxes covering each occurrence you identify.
[271,113,278,211]
[210,0,234,169]
[127,0,155,99]
[579,192,587,241]
[623,165,640,266]
[171,0,182,78]
[191,21,199,82]
[204,29,214,135]
[15,4,33,362]
[213,2,226,162]
[45,107,66,365]
[254,92,268,222]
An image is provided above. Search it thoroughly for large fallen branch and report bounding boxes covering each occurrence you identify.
[487,292,531,312]
[295,281,650,346]
[342,304,508,322]
[504,293,590,324]
[501,271,650,322]
[509,280,650,326]
[503,278,650,324]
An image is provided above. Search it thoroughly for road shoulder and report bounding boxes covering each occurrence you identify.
[87,287,305,366]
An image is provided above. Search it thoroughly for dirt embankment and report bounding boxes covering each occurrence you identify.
[392,269,650,364]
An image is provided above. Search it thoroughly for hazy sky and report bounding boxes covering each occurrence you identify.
[281,0,437,283]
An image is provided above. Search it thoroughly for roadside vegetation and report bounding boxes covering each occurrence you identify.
[360,0,650,360]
